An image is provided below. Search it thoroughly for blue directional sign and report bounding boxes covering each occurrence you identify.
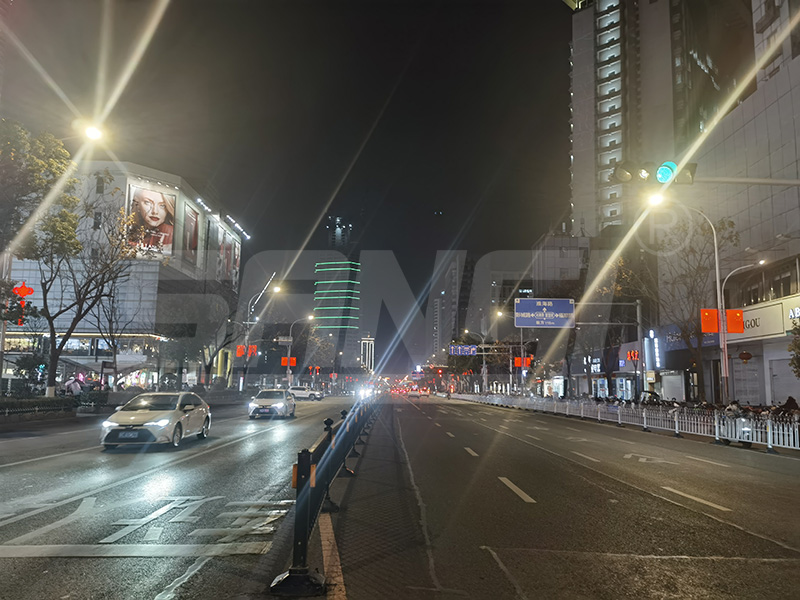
[449,344,478,356]
[514,298,575,328]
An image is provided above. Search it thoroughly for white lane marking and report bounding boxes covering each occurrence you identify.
[525,434,541,441]
[0,437,36,445]
[565,427,580,432]
[143,526,163,542]
[685,455,730,468]
[464,447,479,457]
[611,437,636,445]
[0,543,271,557]
[4,498,96,545]
[624,453,678,465]
[480,418,487,422]
[319,512,347,600]
[102,497,205,543]
[427,416,433,420]
[661,487,732,512]
[571,451,600,463]
[498,477,536,503]
[480,546,530,600]
[446,432,455,438]
[0,421,287,529]
[527,426,549,431]
[435,423,442,427]
[499,425,509,429]
[0,446,98,469]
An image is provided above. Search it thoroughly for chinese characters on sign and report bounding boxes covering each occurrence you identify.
[448,345,478,356]
[514,298,575,328]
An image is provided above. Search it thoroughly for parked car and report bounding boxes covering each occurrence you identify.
[100,392,211,450]
[249,389,296,418]
[288,385,323,400]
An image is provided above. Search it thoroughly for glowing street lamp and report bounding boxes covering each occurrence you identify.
[84,126,103,140]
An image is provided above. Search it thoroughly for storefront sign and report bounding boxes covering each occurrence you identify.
[727,303,784,342]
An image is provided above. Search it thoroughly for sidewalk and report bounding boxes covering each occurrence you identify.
[303,399,442,600]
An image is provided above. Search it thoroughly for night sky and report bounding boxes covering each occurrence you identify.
[2,0,572,295]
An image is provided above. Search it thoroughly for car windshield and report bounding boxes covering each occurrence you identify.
[255,391,285,400]
[121,395,180,411]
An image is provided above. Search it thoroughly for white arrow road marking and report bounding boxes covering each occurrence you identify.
[143,526,163,542]
[571,451,600,463]
[101,497,209,543]
[464,447,479,457]
[685,456,730,468]
[661,487,732,512]
[5,498,96,545]
[623,453,679,464]
[498,477,536,503]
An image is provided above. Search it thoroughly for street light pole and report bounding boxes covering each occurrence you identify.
[241,272,277,391]
[720,260,765,403]
[287,316,314,387]
[464,329,488,394]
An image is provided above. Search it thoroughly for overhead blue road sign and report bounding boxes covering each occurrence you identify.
[449,344,478,356]
[514,298,575,329]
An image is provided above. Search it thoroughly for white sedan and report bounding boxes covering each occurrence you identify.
[249,389,296,419]
[101,392,211,450]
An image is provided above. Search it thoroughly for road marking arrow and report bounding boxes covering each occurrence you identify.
[623,453,678,465]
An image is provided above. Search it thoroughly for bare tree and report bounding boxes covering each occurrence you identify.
[616,214,738,401]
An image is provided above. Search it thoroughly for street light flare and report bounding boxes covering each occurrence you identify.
[648,194,664,206]
[85,126,103,140]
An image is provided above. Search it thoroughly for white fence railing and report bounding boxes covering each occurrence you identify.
[449,394,800,452]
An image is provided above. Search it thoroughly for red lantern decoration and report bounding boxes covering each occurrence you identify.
[12,281,34,325]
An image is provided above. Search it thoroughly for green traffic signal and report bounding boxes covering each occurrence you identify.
[611,160,696,184]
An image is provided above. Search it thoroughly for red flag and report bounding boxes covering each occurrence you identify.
[700,309,719,333]
[236,345,246,357]
[726,309,744,334]
[281,357,288,366]
[290,357,297,367]
[514,357,522,367]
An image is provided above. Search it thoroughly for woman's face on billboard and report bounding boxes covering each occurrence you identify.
[137,190,167,227]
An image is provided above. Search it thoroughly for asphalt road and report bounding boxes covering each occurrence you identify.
[366,394,800,599]
[0,396,357,600]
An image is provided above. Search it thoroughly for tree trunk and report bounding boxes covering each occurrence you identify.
[46,338,60,397]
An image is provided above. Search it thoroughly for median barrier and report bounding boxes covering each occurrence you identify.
[270,394,381,596]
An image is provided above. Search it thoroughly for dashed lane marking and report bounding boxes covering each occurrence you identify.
[685,455,730,468]
[0,543,271,557]
[464,447,479,457]
[446,432,455,438]
[525,434,541,441]
[661,487,732,512]
[571,451,600,463]
[498,477,536,503]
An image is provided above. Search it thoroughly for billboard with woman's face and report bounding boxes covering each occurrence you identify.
[127,185,176,256]
[183,205,199,265]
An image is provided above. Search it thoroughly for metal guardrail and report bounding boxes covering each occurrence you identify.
[451,394,800,452]
[1,401,75,416]
[270,394,380,596]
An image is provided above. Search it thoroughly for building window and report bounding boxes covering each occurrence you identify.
[772,271,792,298]
[95,177,105,194]
[92,211,102,230]
[745,283,760,305]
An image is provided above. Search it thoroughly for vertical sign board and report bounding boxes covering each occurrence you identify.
[514,298,575,328]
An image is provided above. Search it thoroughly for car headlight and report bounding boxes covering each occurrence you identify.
[249,402,259,409]
[144,418,170,428]
[101,420,117,429]
[273,402,285,409]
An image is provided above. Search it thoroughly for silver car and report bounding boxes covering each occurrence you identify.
[249,389,296,419]
[101,392,211,450]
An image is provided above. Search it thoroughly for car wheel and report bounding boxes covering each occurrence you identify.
[103,444,117,450]
[197,418,210,440]
[249,415,257,420]
[171,424,182,448]
[291,406,296,417]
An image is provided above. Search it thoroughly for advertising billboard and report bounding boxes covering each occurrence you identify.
[182,204,199,265]
[127,185,175,257]
[216,225,234,282]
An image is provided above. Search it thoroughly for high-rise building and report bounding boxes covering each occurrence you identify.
[566,0,800,405]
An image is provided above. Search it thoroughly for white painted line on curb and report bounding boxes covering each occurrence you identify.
[685,455,730,468]
[571,451,600,463]
[661,487,732,512]
[464,447,479,457]
[525,434,541,441]
[498,477,536,503]
[446,432,455,438]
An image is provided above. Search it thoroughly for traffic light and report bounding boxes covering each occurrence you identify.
[611,161,697,184]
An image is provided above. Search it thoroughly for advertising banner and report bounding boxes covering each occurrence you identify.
[127,185,175,257]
